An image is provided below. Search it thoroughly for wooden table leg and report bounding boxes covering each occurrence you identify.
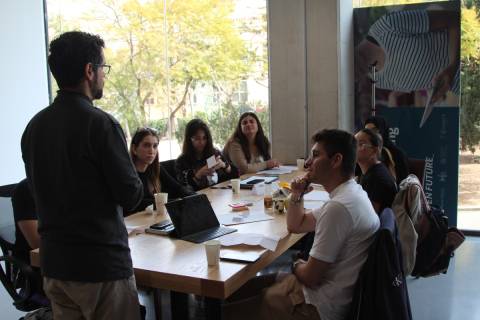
[170,291,189,320]
[205,297,222,320]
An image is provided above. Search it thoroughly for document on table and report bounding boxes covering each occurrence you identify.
[219,232,287,251]
[218,212,274,226]
[257,166,297,175]
[126,225,146,236]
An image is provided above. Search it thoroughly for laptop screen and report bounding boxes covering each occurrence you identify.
[165,194,220,238]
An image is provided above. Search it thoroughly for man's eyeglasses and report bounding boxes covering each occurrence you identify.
[94,64,111,75]
[358,142,375,149]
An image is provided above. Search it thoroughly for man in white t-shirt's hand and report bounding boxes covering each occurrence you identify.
[223,129,380,320]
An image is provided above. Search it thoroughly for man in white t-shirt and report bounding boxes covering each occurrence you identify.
[223,129,379,320]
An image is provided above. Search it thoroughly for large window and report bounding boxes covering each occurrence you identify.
[353,0,480,230]
[47,0,269,160]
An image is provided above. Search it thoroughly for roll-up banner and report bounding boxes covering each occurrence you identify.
[354,1,461,225]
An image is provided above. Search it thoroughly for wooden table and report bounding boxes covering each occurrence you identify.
[31,170,326,319]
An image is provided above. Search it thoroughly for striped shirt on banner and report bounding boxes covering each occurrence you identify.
[368,9,460,95]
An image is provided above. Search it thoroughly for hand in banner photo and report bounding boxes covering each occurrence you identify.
[355,9,460,126]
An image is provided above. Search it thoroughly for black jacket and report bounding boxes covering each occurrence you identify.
[21,90,143,282]
[348,208,412,320]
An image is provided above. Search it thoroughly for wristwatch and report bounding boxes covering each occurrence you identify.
[291,259,303,274]
[290,193,304,205]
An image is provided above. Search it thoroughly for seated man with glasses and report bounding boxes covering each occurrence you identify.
[355,128,398,213]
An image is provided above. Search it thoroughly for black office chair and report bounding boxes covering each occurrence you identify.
[347,208,412,320]
[160,159,177,179]
[0,184,46,312]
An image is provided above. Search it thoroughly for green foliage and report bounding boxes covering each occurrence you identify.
[147,118,168,138]
[460,7,480,153]
[90,0,254,134]
[174,117,193,145]
[353,0,440,8]
[173,103,271,150]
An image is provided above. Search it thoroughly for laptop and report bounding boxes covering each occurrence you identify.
[165,194,237,243]
[240,175,278,190]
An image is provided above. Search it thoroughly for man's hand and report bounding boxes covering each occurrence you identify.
[290,176,313,197]
[431,64,456,104]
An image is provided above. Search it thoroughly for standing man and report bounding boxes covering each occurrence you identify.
[224,129,379,320]
[21,31,143,319]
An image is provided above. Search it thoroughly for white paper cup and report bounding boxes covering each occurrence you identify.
[231,179,241,194]
[205,240,221,266]
[154,192,168,215]
[297,159,305,171]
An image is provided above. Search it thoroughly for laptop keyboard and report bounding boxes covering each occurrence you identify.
[182,226,237,243]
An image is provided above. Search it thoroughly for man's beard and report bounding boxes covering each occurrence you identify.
[91,73,103,100]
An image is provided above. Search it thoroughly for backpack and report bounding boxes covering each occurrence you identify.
[391,175,426,275]
[411,206,465,277]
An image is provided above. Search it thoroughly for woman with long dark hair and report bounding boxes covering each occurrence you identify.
[223,112,280,174]
[364,115,409,184]
[176,119,238,191]
[129,127,193,213]
[355,128,397,213]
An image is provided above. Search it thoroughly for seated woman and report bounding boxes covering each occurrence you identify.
[364,115,409,184]
[12,179,40,265]
[176,119,239,191]
[355,128,397,214]
[223,112,280,174]
[128,127,193,214]
[11,179,49,305]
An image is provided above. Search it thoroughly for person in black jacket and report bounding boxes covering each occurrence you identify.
[129,127,193,213]
[21,31,144,319]
[356,128,398,214]
[176,119,239,191]
[364,115,410,185]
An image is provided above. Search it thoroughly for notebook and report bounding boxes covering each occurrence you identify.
[165,194,237,243]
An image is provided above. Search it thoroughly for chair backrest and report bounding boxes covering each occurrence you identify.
[0,189,16,253]
[407,158,425,186]
[160,159,177,179]
[0,184,17,197]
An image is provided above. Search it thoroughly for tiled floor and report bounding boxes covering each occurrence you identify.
[2,237,480,320]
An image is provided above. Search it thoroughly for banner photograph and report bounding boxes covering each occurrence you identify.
[354,1,460,225]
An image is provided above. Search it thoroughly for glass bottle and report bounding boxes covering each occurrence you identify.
[264,182,273,209]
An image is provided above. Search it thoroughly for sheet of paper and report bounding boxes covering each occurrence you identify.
[257,166,297,175]
[126,225,146,236]
[218,212,274,226]
[206,155,217,168]
[219,232,286,251]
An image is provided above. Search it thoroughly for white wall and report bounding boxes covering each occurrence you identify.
[0,2,50,185]
[269,0,354,163]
